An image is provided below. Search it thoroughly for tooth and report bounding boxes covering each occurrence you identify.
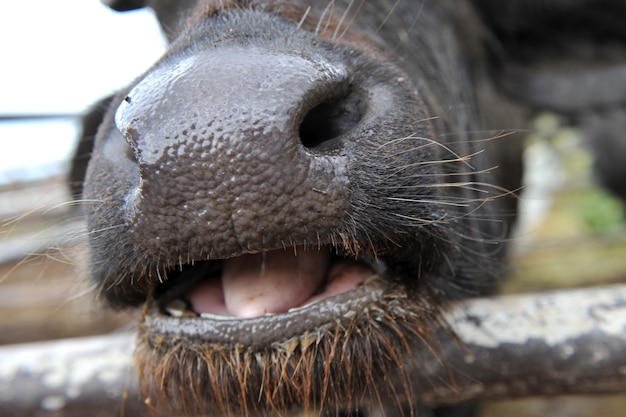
[288,304,310,313]
[199,312,236,320]
[165,299,196,318]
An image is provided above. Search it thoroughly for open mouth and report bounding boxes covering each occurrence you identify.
[147,245,390,345]
[134,243,430,416]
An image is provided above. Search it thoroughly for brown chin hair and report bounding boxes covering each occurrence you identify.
[134,284,442,417]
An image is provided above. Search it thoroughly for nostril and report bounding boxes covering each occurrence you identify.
[299,91,365,150]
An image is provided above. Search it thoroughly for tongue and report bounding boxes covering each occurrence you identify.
[191,248,331,318]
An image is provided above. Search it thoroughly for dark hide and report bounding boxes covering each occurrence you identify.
[79,0,626,416]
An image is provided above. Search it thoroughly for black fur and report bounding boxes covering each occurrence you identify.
[77,1,626,415]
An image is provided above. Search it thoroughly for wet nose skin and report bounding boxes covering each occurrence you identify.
[115,46,354,260]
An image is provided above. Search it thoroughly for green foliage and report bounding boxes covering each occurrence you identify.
[574,187,625,233]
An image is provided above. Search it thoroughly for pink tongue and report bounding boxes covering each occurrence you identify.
[190,248,331,318]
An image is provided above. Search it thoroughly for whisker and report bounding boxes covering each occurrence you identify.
[376,0,401,34]
[87,223,127,236]
[45,198,102,211]
[385,197,470,208]
[296,6,311,30]
[316,0,335,36]
[335,0,364,43]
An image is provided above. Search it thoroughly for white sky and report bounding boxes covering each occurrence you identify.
[0,0,166,184]
[0,0,165,115]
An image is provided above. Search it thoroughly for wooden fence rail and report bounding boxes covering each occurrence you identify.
[2,284,626,416]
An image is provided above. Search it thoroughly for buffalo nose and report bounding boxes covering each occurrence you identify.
[116,46,366,162]
[113,46,362,259]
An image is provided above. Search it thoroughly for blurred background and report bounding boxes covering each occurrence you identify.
[0,0,164,344]
[0,0,164,185]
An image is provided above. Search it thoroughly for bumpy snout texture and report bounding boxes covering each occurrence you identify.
[79,0,626,414]
[116,47,355,260]
[82,4,503,415]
